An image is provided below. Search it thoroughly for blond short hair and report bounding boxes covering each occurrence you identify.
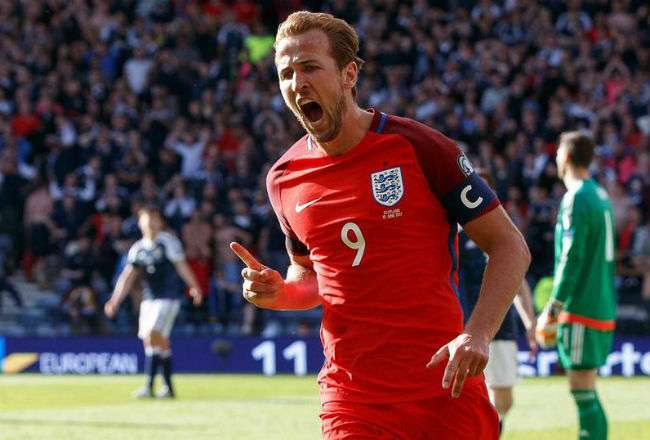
[275,11,364,96]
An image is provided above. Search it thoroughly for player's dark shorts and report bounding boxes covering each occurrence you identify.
[320,379,499,439]
[557,323,614,370]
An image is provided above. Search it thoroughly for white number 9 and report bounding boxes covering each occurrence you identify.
[341,222,365,267]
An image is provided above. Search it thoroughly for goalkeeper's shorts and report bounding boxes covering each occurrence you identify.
[557,323,614,370]
[320,379,499,439]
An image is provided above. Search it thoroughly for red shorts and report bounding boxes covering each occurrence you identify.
[320,380,499,439]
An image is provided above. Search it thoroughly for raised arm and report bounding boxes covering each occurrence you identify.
[231,241,320,311]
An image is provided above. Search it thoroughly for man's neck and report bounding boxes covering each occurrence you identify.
[315,103,374,156]
[563,167,590,191]
[143,230,158,241]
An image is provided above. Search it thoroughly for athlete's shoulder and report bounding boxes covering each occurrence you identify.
[267,135,309,204]
[574,179,593,196]
[265,136,309,238]
[126,239,145,264]
[589,180,613,205]
[267,135,309,184]
[129,238,145,252]
[573,180,605,210]
[381,113,458,154]
[380,113,477,196]
[561,184,594,223]
[375,111,499,224]
[157,230,180,243]
[561,186,580,211]
[157,231,185,261]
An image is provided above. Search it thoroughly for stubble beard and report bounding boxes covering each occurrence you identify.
[291,92,346,144]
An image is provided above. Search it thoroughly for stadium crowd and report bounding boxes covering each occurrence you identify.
[0,0,648,336]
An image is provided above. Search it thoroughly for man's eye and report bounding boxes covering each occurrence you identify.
[281,70,292,80]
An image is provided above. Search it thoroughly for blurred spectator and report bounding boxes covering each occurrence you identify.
[0,234,22,311]
[165,120,211,179]
[23,178,56,285]
[52,195,86,244]
[182,210,213,263]
[116,146,147,192]
[124,46,153,95]
[525,185,555,285]
[59,234,100,333]
[212,213,251,330]
[61,285,100,334]
[182,209,213,324]
[164,180,196,231]
[630,216,650,331]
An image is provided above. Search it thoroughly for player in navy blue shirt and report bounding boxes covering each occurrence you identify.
[458,170,537,437]
[105,206,203,398]
[459,231,519,341]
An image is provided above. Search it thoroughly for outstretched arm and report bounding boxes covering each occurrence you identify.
[104,264,141,318]
[231,242,320,311]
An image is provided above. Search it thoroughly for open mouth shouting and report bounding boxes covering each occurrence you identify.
[298,99,324,124]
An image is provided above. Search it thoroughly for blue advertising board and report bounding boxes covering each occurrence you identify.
[1,335,650,376]
[0,336,324,375]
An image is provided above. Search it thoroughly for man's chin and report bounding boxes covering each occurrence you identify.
[312,129,338,143]
[307,124,339,143]
[298,117,336,142]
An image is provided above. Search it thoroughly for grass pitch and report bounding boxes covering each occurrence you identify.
[0,375,648,439]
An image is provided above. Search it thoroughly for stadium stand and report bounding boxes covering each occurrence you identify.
[0,0,648,336]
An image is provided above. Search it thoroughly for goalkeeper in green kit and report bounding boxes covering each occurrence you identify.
[537,131,616,440]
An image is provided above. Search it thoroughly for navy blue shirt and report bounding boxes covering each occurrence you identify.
[127,231,185,300]
[458,230,517,341]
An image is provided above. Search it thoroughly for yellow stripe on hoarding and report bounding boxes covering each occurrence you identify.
[2,353,39,374]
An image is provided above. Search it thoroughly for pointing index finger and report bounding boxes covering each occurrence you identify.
[230,242,264,271]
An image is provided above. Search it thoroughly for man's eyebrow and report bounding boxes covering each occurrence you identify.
[295,59,319,65]
[279,59,320,76]
[281,58,320,68]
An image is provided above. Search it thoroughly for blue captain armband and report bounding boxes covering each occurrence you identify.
[441,173,500,225]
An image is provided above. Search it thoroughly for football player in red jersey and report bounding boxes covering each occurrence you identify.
[231,11,530,439]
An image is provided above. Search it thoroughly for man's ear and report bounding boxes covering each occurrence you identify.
[342,60,358,91]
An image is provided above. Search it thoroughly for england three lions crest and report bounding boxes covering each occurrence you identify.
[371,167,404,207]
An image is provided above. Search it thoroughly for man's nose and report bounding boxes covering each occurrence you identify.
[291,71,307,93]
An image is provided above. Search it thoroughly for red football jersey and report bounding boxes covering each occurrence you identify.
[267,110,500,403]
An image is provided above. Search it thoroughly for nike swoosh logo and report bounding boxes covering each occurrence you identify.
[295,197,322,213]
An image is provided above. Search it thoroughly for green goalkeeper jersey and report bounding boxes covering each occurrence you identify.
[551,178,616,324]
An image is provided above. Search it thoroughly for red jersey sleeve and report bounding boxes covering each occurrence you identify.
[383,115,500,224]
[266,147,310,256]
